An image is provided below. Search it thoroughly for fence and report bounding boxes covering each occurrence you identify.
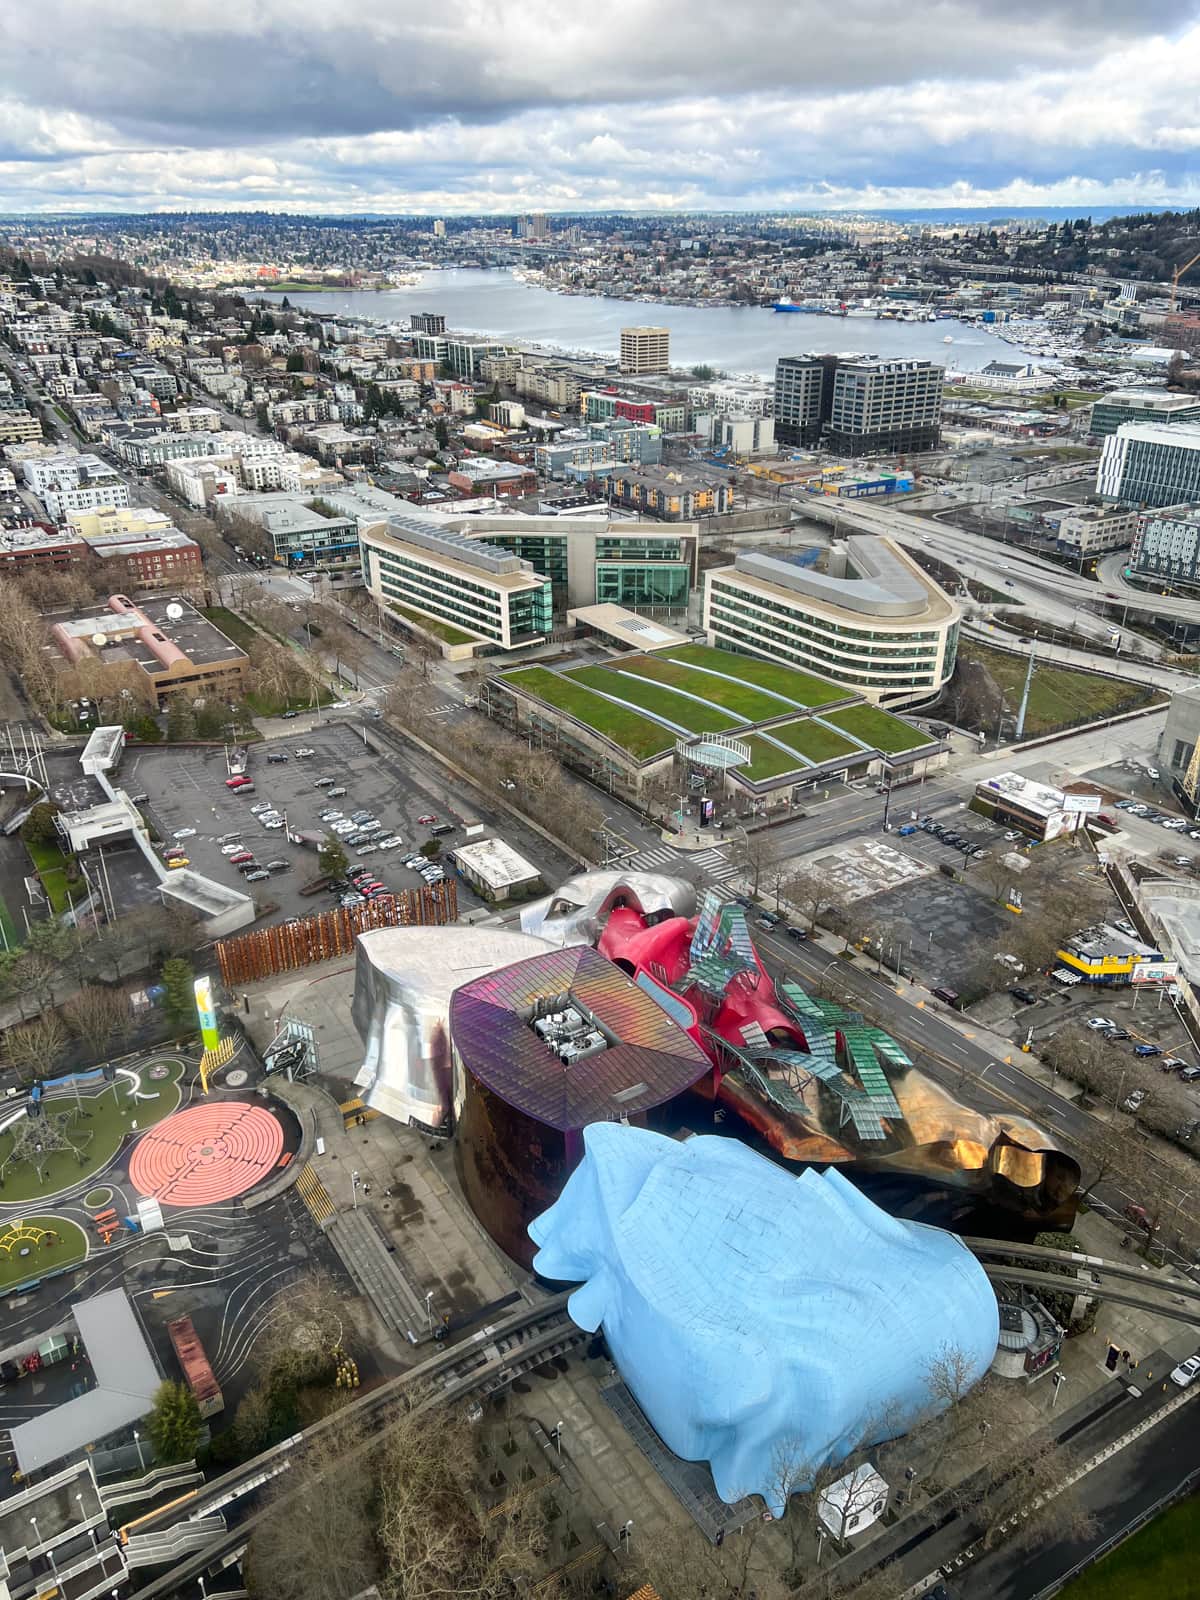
[214,880,457,986]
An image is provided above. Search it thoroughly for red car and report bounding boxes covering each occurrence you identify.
[417,813,436,825]
[229,851,254,865]
[225,775,251,789]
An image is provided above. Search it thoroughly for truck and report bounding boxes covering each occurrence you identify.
[167,1315,224,1418]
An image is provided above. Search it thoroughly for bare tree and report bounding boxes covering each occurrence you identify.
[252,1269,350,1390]
[3,1011,69,1082]
[730,828,775,899]
[1072,1117,1127,1202]
[62,985,132,1057]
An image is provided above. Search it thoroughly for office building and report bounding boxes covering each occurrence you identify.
[620,326,670,376]
[1160,684,1200,794]
[47,593,247,708]
[410,311,446,335]
[432,219,446,237]
[702,535,960,707]
[1097,422,1200,508]
[470,517,698,613]
[1132,503,1200,586]
[714,414,775,454]
[359,512,553,655]
[1088,388,1200,439]
[516,213,550,241]
[774,355,830,446]
[773,356,943,455]
[215,493,359,572]
[0,524,87,570]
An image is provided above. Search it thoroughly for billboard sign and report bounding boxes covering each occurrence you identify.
[1062,794,1102,815]
[194,975,221,1052]
[1131,960,1179,985]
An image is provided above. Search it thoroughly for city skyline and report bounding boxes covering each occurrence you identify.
[3,1,1200,214]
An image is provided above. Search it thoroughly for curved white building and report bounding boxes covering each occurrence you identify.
[702,535,960,708]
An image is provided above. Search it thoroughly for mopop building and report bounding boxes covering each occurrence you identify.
[449,944,711,1267]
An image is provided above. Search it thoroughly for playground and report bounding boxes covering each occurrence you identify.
[0,1058,184,1204]
[0,1214,87,1291]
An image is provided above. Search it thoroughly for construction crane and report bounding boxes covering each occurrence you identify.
[1169,248,1200,312]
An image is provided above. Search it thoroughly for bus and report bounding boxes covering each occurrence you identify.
[167,1315,224,1418]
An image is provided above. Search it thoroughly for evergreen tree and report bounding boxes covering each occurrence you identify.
[317,833,349,881]
[147,1381,202,1464]
[166,695,196,742]
[161,957,195,1030]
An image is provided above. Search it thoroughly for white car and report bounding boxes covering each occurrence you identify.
[250,802,271,814]
[263,818,285,830]
[295,748,316,758]
[220,842,244,855]
[1170,1354,1200,1387]
[172,827,197,839]
[1086,1016,1116,1032]
[377,837,402,850]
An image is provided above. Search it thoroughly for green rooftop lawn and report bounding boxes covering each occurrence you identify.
[0,1215,88,1291]
[1057,1493,1199,1600]
[501,668,676,759]
[765,717,862,764]
[26,838,75,916]
[386,602,477,646]
[615,653,796,722]
[664,643,844,709]
[742,737,808,781]
[823,702,928,753]
[567,665,743,735]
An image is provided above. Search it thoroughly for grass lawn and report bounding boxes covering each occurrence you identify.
[0,1059,184,1203]
[202,605,262,653]
[743,737,808,781]
[567,665,744,735]
[765,716,861,764]
[0,888,19,950]
[386,602,477,646]
[501,667,676,759]
[959,639,1157,736]
[664,644,843,709]
[25,837,75,915]
[615,653,797,722]
[0,1215,88,1290]
[1057,1495,1200,1600]
[823,703,929,754]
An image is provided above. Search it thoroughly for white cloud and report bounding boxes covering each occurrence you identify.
[2,5,1200,212]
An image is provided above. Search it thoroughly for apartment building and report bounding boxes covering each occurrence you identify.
[1097,422,1200,508]
[215,492,359,571]
[1132,504,1200,586]
[410,312,446,335]
[620,326,670,375]
[22,452,131,522]
[703,535,960,707]
[608,466,732,521]
[359,513,553,655]
[0,409,42,445]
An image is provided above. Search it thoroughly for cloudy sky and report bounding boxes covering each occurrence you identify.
[4,1,1200,214]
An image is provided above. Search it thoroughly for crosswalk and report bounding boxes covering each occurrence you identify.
[627,844,740,884]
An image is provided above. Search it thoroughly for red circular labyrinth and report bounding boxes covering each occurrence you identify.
[128,1102,284,1207]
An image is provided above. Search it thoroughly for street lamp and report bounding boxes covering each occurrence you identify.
[551,1420,564,1456]
[619,1520,633,1554]
[1052,1371,1067,1410]
[351,1170,360,1211]
[133,1428,145,1471]
[425,1289,434,1336]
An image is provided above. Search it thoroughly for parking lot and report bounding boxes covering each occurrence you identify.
[125,723,500,926]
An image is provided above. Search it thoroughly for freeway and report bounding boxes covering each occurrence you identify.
[805,495,1200,629]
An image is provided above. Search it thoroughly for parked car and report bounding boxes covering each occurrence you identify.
[1086,1016,1116,1031]
[327,786,347,798]
[250,801,271,814]
[417,814,437,825]
[236,860,261,874]
[244,870,270,882]
[1104,1028,1130,1041]
[267,752,289,764]
[931,986,961,1006]
[234,782,256,795]
[1159,1056,1187,1072]
[1122,1088,1148,1111]
[172,827,197,840]
[218,832,243,845]
[1180,1065,1200,1082]
[225,775,251,789]
[295,748,317,759]
[1010,987,1037,1005]
[1133,1043,1162,1057]
[1170,1355,1200,1388]
[266,860,291,873]
[281,711,298,720]
[758,910,782,929]
[229,851,254,865]
[314,776,337,789]
[263,818,285,830]
[166,857,189,869]
[220,843,244,856]
[350,810,374,824]
[785,925,809,942]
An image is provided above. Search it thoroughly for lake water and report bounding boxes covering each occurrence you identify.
[258,268,1021,377]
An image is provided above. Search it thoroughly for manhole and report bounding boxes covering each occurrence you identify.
[225,1068,249,1088]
